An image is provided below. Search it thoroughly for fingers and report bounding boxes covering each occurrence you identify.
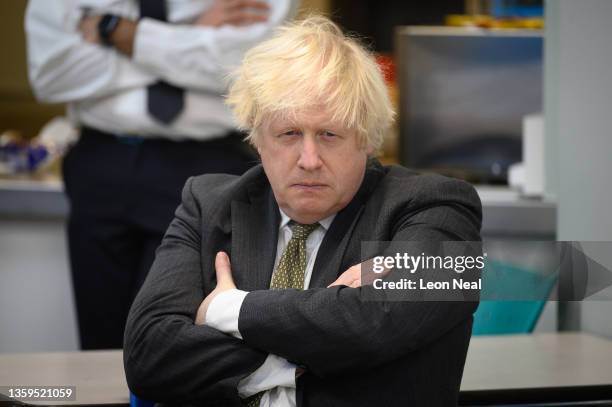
[79,16,101,43]
[195,300,207,325]
[328,277,360,288]
[345,279,361,288]
[215,251,235,288]
[328,265,361,288]
[198,0,269,27]
[194,252,235,326]
[226,0,270,11]
[225,10,268,25]
[224,0,269,25]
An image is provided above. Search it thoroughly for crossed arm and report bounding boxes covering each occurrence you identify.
[124,178,349,404]
[78,0,271,57]
[26,0,293,102]
[124,177,481,404]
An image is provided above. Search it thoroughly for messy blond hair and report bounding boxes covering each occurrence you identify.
[225,15,395,151]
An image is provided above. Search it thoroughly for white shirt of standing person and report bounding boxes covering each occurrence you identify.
[25,0,298,140]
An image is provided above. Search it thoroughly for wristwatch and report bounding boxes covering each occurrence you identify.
[98,14,121,47]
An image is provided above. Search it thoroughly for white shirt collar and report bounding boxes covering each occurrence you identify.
[278,208,336,231]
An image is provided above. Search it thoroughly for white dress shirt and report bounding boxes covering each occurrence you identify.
[25,0,297,140]
[206,210,335,407]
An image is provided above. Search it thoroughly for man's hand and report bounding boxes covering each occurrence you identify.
[79,15,102,44]
[196,0,270,27]
[195,252,237,325]
[328,258,391,288]
[328,263,362,288]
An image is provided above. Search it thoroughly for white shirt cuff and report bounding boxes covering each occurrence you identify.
[238,354,297,398]
[205,288,248,339]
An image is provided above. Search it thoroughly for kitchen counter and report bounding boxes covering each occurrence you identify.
[0,176,67,219]
[0,177,556,238]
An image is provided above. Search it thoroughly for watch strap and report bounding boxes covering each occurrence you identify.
[98,14,121,47]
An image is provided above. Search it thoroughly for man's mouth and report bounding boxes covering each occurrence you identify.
[291,182,328,190]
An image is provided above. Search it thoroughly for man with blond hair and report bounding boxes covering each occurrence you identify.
[124,16,481,407]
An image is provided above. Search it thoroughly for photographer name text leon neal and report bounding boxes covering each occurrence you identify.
[373,278,481,290]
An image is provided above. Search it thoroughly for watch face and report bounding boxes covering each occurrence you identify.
[99,14,121,46]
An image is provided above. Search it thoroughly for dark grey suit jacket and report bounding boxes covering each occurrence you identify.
[124,159,482,406]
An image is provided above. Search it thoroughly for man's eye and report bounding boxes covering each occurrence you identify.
[322,131,337,138]
[280,130,299,137]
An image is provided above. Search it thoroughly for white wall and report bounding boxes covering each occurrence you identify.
[0,219,79,352]
[545,0,612,337]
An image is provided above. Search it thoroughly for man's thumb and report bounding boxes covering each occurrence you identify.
[215,251,234,285]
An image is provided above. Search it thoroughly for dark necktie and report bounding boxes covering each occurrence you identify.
[139,0,185,124]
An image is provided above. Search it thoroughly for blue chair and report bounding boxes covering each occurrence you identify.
[130,392,155,407]
[473,259,558,335]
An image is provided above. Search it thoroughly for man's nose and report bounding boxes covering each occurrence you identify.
[297,135,323,170]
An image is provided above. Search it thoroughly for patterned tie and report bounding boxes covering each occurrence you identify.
[243,222,319,407]
[270,222,320,290]
[139,0,185,124]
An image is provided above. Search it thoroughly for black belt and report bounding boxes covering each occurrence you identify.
[80,126,244,146]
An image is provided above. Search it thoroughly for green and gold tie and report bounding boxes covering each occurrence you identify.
[244,222,319,407]
[270,222,320,290]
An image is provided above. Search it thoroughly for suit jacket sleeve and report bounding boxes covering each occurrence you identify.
[123,177,267,406]
[237,177,482,378]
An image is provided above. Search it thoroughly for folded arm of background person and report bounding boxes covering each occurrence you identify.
[218,179,482,379]
[123,177,293,406]
[133,0,296,91]
[25,0,296,102]
[26,0,155,102]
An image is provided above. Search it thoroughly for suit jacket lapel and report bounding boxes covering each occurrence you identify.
[231,184,280,291]
[309,198,365,288]
[309,160,386,288]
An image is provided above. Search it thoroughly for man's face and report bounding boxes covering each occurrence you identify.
[256,106,372,224]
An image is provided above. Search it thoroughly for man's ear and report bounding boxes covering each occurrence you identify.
[365,143,376,156]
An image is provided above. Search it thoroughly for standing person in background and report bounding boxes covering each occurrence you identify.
[25,0,297,350]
